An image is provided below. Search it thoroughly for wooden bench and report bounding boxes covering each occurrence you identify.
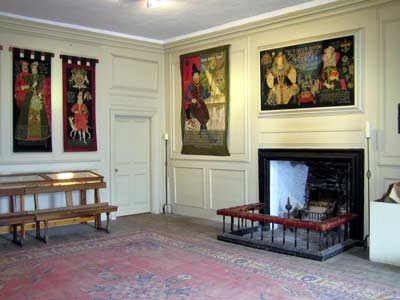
[35,203,117,242]
[0,171,118,246]
[0,211,35,245]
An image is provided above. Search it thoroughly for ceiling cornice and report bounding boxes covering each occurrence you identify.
[0,0,393,53]
[163,0,391,51]
[0,13,165,53]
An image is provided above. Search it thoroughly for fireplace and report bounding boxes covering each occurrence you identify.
[216,148,364,261]
[259,149,364,240]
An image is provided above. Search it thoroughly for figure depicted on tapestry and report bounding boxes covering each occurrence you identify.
[260,35,354,111]
[61,56,97,152]
[13,49,52,152]
[180,45,230,156]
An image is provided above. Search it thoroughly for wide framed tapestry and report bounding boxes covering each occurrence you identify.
[61,55,98,152]
[260,35,355,113]
[12,47,53,152]
[180,45,230,156]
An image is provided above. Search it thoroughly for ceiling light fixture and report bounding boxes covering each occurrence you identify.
[147,0,166,8]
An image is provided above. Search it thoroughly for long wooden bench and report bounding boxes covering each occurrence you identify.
[35,203,118,243]
[0,171,118,246]
[0,211,35,245]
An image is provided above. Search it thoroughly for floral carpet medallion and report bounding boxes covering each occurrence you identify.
[0,231,399,300]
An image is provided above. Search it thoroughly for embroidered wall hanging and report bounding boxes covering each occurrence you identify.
[260,35,355,111]
[61,55,98,152]
[12,47,53,152]
[180,45,230,156]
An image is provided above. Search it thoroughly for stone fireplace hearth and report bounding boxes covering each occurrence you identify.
[216,149,365,260]
[259,148,364,241]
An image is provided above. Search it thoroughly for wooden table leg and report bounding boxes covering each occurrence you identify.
[106,212,110,233]
[20,224,25,246]
[36,221,41,238]
[44,220,49,243]
[20,195,26,240]
[80,190,88,224]
[10,196,17,241]
[94,188,101,229]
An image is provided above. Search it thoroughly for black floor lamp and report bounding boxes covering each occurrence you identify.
[162,133,170,214]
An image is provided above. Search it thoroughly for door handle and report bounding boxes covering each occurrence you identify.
[114,168,119,173]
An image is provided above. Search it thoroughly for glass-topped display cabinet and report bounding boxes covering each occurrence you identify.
[0,171,104,195]
[0,170,115,246]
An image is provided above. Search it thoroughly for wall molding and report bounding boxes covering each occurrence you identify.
[172,166,206,209]
[164,0,390,52]
[111,54,159,93]
[377,6,400,165]
[0,15,164,53]
[209,168,248,209]
[257,128,364,148]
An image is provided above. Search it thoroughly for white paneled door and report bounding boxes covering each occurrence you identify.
[111,114,151,216]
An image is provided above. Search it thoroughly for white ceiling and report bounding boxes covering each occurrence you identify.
[0,0,337,43]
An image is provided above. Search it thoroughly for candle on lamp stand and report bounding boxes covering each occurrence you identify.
[163,132,169,214]
[365,121,371,139]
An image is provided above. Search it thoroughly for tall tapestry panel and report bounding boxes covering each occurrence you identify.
[61,55,98,152]
[12,48,53,152]
[180,45,230,156]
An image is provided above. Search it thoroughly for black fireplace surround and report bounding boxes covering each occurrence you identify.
[258,148,364,241]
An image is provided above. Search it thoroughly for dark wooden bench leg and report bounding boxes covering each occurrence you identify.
[94,212,112,233]
[36,220,49,243]
[36,221,40,239]
[20,224,25,246]
[11,224,25,247]
[106,212,110,233]
[44,220,49,243]
[12,225,18,243]
[98,214,101,230]
[94,214,98,229]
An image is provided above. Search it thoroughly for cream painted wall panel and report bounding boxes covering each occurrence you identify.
[377,166,400,197]
[210,169,246,209]
[174,167,205,208]
[170,61,182,155]
[379,4,400,165]
[163,0,399,265]
[0,19,165,215]
[258,129,364,148]
[369,5,400,267]
[229,49,247,155]
[256,114,365,141]
[107,94,160,108]
[111,55,158,92]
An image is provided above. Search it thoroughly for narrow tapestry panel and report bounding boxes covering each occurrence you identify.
[13,48,52,152]
[62,56,97,152]
[180,45,230,156]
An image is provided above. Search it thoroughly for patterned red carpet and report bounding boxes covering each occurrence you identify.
[0,231,399,300]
